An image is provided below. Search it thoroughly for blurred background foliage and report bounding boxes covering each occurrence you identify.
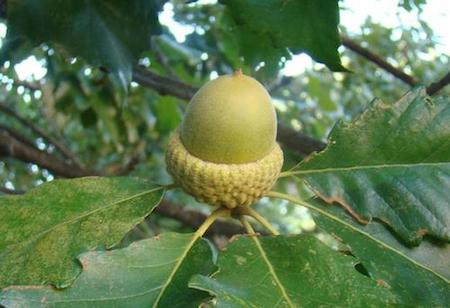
[0,0,448,237]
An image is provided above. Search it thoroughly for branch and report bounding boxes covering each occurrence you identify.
[132,66,326,156]
[341,36,419,87]
[133,66,196,100]
[426,71,450,96]
[0,125,92,178]
[267,76,294,93]
[277,124,326,155]
[0,187,25,195]
[150,37,180,80]
[0,103,82,166]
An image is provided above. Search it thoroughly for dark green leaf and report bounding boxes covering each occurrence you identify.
[152,96,182,134]
[222,0,345,72]
[292,88,450,245]
[0,233,214,308]
[190,235,397,307]
[308,76,337,111]
[310,197,450,306]
[267,192,450,306]
[0,177,164,289]
[1,0,164,89]
[80,108,98,128]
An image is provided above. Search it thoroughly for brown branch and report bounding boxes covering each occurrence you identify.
[342,37,450,94]
[0,126,92,178]
[426,71,450,96]
[341,36,419,87]
[12,79,40,91]
[267,76,294,93]
[277,124,326,155]
[133,66,196,100]
[0,103,82,166]
[133,66,326,156]
[151,37,180,80]
[0,187,25,195]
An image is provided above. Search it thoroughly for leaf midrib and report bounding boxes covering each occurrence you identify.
[267,191,450,285]
[2,284,164,304]
[251,236,295,308]
[292,161,449,175]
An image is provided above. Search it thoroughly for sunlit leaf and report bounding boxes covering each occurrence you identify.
[291,88,450,245]
[1,0,163,90]
[267,193,450,306]
[0,233,214,308]
[222,0,345,73]
[0,177,164,289]
[190,235,397,307]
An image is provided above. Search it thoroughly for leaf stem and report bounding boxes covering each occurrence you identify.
[239,215,256,235]
[278,171,296,178]
[163,183,178,190]
[239,206,280,236]
[195,207,231,238]
[152,207,230,307]
[239,215,295,308]
[267,191,335,221]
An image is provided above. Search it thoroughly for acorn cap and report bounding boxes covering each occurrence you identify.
[166,131,283,208]
[180,70,277,164]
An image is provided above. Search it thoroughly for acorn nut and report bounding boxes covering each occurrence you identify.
[166,70,283,208]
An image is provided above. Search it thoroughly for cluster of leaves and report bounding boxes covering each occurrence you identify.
[0,0,449,307]
[1,87,448,306]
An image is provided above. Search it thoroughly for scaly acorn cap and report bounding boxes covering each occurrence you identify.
[166,70,283,208]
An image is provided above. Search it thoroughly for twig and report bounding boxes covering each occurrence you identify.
[341,36,419,87]
[0,103,82,166]
[267,76,294,93]
[0,187,25,195]
[277,124,326,156]
[12,79,40,91]
[151,37,180,80]
[426,71,450,96]
[342,37,450,95]
[0,126,92,178]
[132,66,197,100]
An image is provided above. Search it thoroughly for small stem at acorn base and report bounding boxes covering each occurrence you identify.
[277,171,294,178]
[163,183,179,190]
[239,215,257,235]
[195,207,231,238]
[237,206,280,236]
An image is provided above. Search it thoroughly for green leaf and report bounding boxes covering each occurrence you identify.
[0,177,164,289]
[190,235,397,307]
[222,0,345,72]
[267,193,450,306]
[1,0,163,89]
[151,96,182,134]
[0,233,214,308]
[291,88,450,245]
[308,75,337,111]
[310,199,450,306]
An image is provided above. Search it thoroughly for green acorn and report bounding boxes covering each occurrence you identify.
[166,70,283,208]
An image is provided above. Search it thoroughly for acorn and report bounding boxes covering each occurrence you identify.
[165,70,283,208]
